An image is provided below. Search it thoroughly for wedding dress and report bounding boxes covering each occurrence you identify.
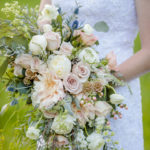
[52,0,144,150]
[37,0,144,149]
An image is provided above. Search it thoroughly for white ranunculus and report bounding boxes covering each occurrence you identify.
[83,24,94,35]
[29,35,47,55]
[110,94,124,104]
[95,101,112,117]
[87,132,105,150]
[41,4,59,20]
[79,47,99,64]
[51,114,75,134]
[43,24,52,33]
[26,126,40,140]
[48,55,71,79]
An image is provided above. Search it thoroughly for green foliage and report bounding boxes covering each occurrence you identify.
[94,21,109,32]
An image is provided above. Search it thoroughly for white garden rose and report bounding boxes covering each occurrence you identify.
[110,94,124,104]
[95,101,112,117]
[26,126,40,140]
[79,47,99,64]
[41,4,59,20]
[43,24,52,33]
[83,24,94,35]
[48,55,71,79]
[29,35,47,55]
[51,114,75,134]
[87,132,105,150]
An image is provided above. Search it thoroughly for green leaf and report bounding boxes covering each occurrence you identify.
[0,56,8,78]
[94,21,109,32]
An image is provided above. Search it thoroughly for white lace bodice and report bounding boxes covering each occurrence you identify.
[51,1,144,150]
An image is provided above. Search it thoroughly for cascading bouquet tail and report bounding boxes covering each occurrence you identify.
[0,1,128,150]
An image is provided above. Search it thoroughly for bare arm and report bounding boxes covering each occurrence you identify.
[39,0,52,11]
[115,0,150,81]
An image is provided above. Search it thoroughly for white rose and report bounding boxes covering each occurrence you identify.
[41,4,59,20]
[48,55,71,79]
[44,31,61,51]
[110,94,124,104]
[87,132,105,150]
[83,24,94,35]
[79,47,99,64]
[43,24,52,33]
[29,35,47,55]
[51,114,75,134]
[95,101,112,117]
[26,126,40,140]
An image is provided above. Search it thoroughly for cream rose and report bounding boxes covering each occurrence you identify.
[44,31,61,51]
[63,73,82,94]
[83,24,94,35]
[95,101,112,117]
[29,35,47,55]
[73,30,98,46]
[72,61,90,82]
[41,4,59,20]
[79,47,99,64]
[15,54,33,69]
[48,55,71,79]
[55,42,73,56]
[110,94,124,104]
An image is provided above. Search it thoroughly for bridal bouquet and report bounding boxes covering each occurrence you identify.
[0,2,128,150]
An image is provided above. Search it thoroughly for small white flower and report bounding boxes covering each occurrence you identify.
[51,114,75,134]
[87,132,105,150]
[41,4,59,20]
[79,47,99,64]
[26,126,40,140]
[43,24,52,33]
[29,35,47,55]
[14,65,23,76]
[48,55,71,79]
[75,129,88,149]
[110,94,124,104]
[83,24,94,35]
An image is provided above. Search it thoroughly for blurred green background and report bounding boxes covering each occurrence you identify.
[0,0,150,150]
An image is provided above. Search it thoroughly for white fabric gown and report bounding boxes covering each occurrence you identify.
[53,0,144,150]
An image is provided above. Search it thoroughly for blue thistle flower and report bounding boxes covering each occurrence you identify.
[72,20,79,29]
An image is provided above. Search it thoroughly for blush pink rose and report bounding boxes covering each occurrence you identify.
[55,42,73,56]
[44,31,61,51]
[15,54,33,69]
[106,51,117,70]
[63,73,82,94]
[72,61,90,83]
[73,30,98,46]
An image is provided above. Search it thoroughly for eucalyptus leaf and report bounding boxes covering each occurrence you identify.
[94,21,109,32]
